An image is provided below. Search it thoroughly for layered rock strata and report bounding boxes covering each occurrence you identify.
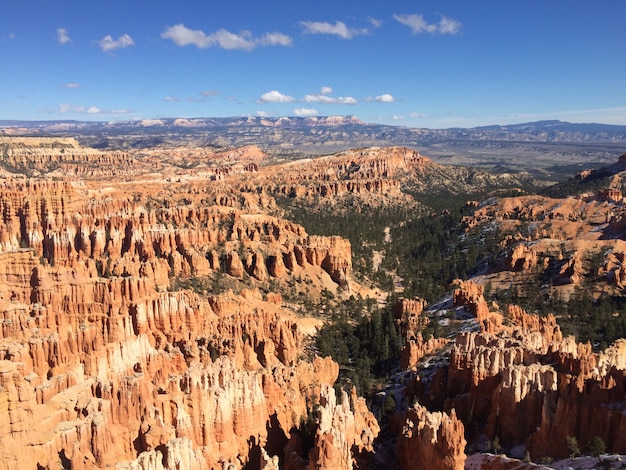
[0,152,372,468]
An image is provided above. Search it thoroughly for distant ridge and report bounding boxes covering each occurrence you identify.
[472,120,626,136]
[0,117,624,160]
[1,116,625,133]
[0,115,366,132]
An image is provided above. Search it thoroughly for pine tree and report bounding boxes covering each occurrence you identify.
[586,436,606,462]
[566,436,581,458]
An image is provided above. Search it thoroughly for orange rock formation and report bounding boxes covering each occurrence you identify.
[0,138,380,469]
[397,404,466,470]
[441,303,626,460]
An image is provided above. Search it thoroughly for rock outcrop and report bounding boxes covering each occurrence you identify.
[397,404,466,470]
[439,304,626,461]
[306,384,379,470]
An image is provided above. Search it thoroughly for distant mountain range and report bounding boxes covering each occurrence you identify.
[1,117,624,174]
[1,116,624,143]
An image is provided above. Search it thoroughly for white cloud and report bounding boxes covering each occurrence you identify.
[258,32,293,47]
[339,96,358,105]
[200,90,220,97]
[211,29,256,50]
[161,24,212,47]
[163,96,180,102]
[410,112,428,118]
[57,28,71,44]
[294,108,319,117]
[303,94,327,103]
[393,14,461,35]
[394,14,433,34]
[376,94,395,103]
[438,17,462,35]
[303,88,357,105]
[256,111,269,117]
[161,24,292,51]
[392,115,405,120]
[299,20,370,39]
[99,33,134,52]
[63,83,80,89]
[257,90,295,103]
[303,94,357,105]
[58,103,131,115]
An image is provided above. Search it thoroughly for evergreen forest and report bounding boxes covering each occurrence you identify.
[278,177,626,394]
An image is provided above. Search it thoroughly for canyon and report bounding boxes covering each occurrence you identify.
[0,136,625,469]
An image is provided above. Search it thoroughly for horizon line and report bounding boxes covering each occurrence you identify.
[1,115,626,131]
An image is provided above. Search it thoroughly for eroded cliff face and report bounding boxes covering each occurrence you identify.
[397,404,466,470]
[262,146,426,213]
[0,136,142,177]
[393,297,448,370]
[0,244,356,469]
[463,188,626,297]
[258,145,532,213]
[304,384,379,470]
[422,282,626,461]
[0,138,376,469]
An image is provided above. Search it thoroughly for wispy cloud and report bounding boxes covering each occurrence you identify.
[163,96,180,102]
[258,32,292,47]
[57,28,71,44]
[206,29,255,50]
[200,90,221,97]
[63,83,80,89]
[303,87,357,105]
[294,108,319,117]
[161,24,292,51]
[99,34,134,52]
[299,20,371,39]
[57,103,131,115]
[257,90,295,103]
[393,14,461,35]
[185,90,222,102]
[59,104,101,114]
[368,17,383,29]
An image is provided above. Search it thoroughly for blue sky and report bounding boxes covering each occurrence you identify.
[1,0,624,128]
